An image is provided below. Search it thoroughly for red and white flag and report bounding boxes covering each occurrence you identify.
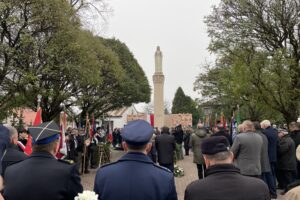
[24,108,42,155]
[56,111,68,159]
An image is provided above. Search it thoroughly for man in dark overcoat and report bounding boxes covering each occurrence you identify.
[185,136,270,200]
[155,126,176,172]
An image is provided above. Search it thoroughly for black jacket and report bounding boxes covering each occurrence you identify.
[263,126,278,163]
[211,130,232,145]
[1,146,27,176]
[173,128,184,144]
[4,151,83,200]
[290,130,300,148]
[183,131,191,149]
[155,133,176,165]
[185,164,270,200]
[277,134,297,171]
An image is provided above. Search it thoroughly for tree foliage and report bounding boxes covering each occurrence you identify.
[0,0,150,122]
[172,87,199,125]
[195,0,300,123]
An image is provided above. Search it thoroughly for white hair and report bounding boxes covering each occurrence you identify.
[260,120,271,128]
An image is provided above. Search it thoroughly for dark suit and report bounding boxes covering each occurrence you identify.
[4,151,83,200]
[185,164,270,200]
[263,126,279,188]
[1,146,27,176]
[155,133,176,171]
[94,152,177,200]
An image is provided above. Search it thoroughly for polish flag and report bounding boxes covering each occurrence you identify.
[24,108,42,155]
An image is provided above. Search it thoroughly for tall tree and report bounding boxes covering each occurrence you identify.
[202,0,300,123]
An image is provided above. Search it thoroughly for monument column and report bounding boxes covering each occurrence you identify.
[152,46,165,128]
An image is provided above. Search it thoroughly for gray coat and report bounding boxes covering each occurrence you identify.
[256,130,271,173]
[231,131,263,176]
[189,128,208,164]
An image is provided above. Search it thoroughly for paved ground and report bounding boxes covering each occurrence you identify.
[82,148,283,200]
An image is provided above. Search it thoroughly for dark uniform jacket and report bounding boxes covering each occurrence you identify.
[1,146,27,176]
[263,126,278,163]
[277,134,297,171]
[94,152,177,200]
[4,151,83,200]
[185,164,270,200]
[155,133,176,165]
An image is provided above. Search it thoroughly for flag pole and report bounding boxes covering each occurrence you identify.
[82,113,89,174]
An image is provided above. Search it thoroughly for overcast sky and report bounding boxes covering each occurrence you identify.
[102,0,220,108]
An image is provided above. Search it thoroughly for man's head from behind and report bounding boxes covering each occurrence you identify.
[4,124,18,145]
[260,120,271,129]
[242,120,255,132]
[201,136,233,168]
[121,120,154,154]
[289,122,300,132]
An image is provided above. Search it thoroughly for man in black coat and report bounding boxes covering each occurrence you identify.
[277,129,297,191]
[211,123,232,145]
[173,125,184,160]
[1,125,27,177]
[155,126,176,172]
[290,122,300,178]
[3,121,83,200]
[185,136,270,200]
[261,120,279,191]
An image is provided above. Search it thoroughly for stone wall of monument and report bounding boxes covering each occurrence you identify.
[127,114,147,122]
[165,113,192,128]
[126,113,192,128]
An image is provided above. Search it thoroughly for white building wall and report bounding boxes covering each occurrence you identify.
[109,106,139,129]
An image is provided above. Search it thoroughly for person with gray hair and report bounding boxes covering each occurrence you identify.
[261,119,279,196]
[254,121,277,198]
[231,120,263,177]
[1,124,27,177]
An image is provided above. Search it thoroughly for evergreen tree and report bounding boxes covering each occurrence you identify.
[172,87,199,125]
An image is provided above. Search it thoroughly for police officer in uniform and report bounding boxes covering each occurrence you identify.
[3,121,83,200]
[94,119,178,200]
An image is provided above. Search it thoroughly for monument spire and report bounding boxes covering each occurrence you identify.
[153,46,165,128]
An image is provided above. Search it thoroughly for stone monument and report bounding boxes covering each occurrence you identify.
[152,46,165,128]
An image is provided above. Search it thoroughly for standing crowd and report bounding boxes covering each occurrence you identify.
[1,119,300,200]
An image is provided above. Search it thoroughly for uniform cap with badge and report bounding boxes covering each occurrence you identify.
[28,121,61,145]
[121,120,154,146]
[201,136,230,155]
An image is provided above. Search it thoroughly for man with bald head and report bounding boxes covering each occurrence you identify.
[1,125,27,176]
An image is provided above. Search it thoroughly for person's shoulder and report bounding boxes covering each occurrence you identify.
[6,148,28,159]
[97,160,120,174]
[241,174,268,186]
[152,163,173,174]
[58,159,75,166]
[186,179,205,192]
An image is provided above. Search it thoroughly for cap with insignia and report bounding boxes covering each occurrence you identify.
[28,121,60,145]
[121,120,154,146]
[201,136,230,155]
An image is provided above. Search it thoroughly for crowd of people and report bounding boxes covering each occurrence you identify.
[1,118,300,200]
